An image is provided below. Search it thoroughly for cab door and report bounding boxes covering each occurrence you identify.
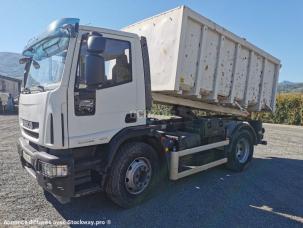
[67,30,144,148]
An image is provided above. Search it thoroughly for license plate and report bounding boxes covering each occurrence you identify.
[23,151,32,164]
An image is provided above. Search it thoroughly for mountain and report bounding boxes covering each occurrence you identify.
[0,52,23,79]
[278,81,303,93]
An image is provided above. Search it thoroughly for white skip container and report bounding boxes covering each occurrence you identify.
[123,6,281,114]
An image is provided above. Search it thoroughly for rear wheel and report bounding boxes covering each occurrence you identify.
[226,128,254,171]
[106,142,160,208]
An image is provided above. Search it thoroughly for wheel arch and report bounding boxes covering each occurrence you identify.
[101,126,166,185]
[226,121,258,145]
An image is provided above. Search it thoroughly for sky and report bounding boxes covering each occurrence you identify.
[0,0,302,82]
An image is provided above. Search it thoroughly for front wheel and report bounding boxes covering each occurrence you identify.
[105,142,160,208]
[226,128,254,171]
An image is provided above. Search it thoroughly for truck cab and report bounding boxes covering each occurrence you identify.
[18,18,159,206]
[19,18,148,150]
[17,18,264,208]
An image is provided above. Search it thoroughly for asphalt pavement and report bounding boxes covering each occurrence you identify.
[0,115,302,227]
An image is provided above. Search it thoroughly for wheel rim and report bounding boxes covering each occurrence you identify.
[125,157,152,195]
[235,138,250,163]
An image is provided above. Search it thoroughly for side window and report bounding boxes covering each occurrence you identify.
[75,36,132,89]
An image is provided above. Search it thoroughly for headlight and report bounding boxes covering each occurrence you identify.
[39,161,68,177]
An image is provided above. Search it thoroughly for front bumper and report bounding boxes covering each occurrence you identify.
[17,137,74,200]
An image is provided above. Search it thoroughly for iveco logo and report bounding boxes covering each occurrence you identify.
[23,120,33,129]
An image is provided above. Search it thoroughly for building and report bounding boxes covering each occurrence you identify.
[0,75,22,98]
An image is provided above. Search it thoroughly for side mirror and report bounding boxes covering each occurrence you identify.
[19,57,32,87]
[19,57,31,64]
[87,35,106,53]
[84,34,106,87]
[85,54,105,87]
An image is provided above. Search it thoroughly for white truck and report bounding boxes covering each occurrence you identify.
[17,6,280,208]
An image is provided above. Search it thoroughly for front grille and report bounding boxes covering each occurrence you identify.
[22,119,39,130]
[29,141,39,151]
[28,141,48,153]
[23,128,39,139]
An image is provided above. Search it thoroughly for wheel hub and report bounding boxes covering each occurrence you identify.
[125,157,152,195]
[236,138,250,163]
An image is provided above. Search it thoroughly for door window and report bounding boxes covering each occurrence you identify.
[75,36,132,89]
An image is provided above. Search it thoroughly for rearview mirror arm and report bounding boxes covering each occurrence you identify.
[23,59,32,87]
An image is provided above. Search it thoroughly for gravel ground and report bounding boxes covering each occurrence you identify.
[0,115,302,227]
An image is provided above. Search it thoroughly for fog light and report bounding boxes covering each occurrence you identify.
[39,161,68,177]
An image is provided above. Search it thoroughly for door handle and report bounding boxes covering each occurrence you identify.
[125,113,137,123]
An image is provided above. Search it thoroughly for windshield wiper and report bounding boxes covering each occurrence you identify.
[22,87,31,94]
[29,85,45,93]
[37,85,45,91]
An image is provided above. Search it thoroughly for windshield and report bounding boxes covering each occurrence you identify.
[25,37,70,92]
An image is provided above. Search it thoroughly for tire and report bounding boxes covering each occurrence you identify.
[226,128,254,172]
[105,142,160,208]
